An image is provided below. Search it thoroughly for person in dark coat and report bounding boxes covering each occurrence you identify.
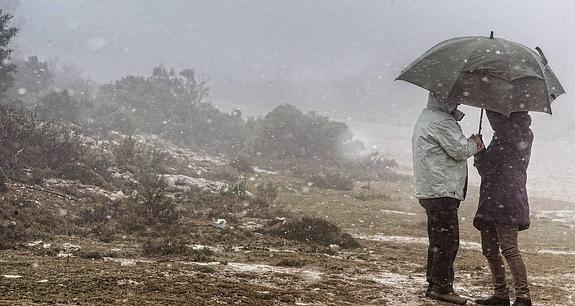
[473,110,533,306]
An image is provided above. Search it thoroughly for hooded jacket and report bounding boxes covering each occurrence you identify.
[412,94,479,201]
[473,110,533,231]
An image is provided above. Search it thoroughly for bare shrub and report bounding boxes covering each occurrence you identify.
[131,150,181,226]
[91,223,116,243]
[0,168,8,192]
[309,172,353,191]
[56,163,108,188]
[275,258,308,267]
[205,166,239,183]
[184,186,242,223]
[38,89,82,123]
[139,175,177,223]
[352,191,391,201]
[142,237,215,260]
[229,156,253,174]
[0,104,112,185]
[142,237,189,256]
[78,250,105,260]
[75,201,117,242]
[188,248,215,262]
[77,201,114,225]
[115,134,137,167]
[255,182,279,204]
[344,153,402,183]
[0,194,61,249]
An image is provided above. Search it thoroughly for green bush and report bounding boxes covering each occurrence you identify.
[251,104,353,161]
[265,216,360,249]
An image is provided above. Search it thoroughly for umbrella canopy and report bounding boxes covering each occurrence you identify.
[396,34,565,116]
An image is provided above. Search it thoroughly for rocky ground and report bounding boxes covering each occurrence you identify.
[0,178,573,305]
[0,133,574,305]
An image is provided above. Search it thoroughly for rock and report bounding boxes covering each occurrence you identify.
[159,174,227,193]
[120,260,137,267]
[212,219,227,230]
[329,244,341,253]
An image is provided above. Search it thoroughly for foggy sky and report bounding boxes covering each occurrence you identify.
[9,0,575,118]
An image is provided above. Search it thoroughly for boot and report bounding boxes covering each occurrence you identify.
[512,298,532,306]
[427,289,467,305]
[475,295,510,305]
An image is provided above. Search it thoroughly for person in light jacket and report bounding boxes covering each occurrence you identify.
[412,93,484,305]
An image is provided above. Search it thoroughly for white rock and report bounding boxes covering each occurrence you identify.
[27,240,43,247]
[2,275,22,279]
[212,219,227,229]
[120,260,137,267]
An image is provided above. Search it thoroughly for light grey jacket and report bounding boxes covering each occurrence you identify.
[412,94,479,201]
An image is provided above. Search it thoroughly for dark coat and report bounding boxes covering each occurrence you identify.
[473,110,533,231]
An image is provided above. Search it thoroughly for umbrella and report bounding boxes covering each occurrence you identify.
[396,32,565,117]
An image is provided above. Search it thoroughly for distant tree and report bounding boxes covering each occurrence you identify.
[0,9,17,95]
[8,56,54,101]
[94,66,247,153]
[50,61,96,99]
[252,104,353,161]
[38,89,83,123]
[96,65,206,136]
[179,68,208,103]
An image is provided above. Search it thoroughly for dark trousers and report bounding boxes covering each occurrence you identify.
[419,197,461,293]
[480,223,530,299]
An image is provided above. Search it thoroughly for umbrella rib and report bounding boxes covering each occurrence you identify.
[525,47,551,111]
[496,38,513,115]
[444,39,484,101]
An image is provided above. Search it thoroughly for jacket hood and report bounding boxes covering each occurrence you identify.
[487,110,531,141]
[426,93,458,114]
[487,111,531,131]
[509,112,532,129]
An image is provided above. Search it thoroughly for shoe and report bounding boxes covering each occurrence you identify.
[425,284,433,297]
[512,298,532,306]
[427,290,467,305]
[475,295,510,305]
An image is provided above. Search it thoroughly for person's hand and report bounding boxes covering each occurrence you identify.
[470,134,485,151]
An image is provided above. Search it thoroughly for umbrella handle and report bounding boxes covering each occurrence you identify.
[535,47,548,65]
[478,108,484,135]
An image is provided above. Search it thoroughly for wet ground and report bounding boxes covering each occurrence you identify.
[1,179,574,305]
